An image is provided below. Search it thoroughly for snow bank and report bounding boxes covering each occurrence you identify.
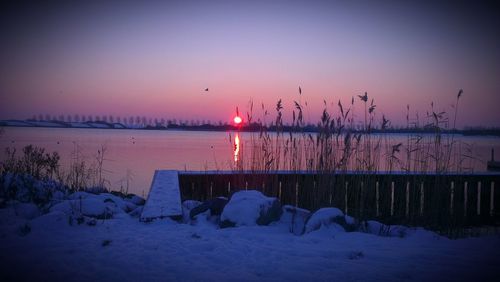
[220,190,282,227]
[1,197,499,281]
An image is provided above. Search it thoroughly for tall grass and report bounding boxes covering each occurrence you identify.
[233,89,474,174]
[1,143,111,194]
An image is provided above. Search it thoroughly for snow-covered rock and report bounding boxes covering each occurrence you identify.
[359,220,387,235]
[280,205,311,235]
[129,206,143,218]
[50,198,113,219]
[304,207,346,234]
[99,193,136,213]
[126,195,146,206]
[182,200,202,223]
[220,190,282,228]
[344,215,356,226]
[359,220,411,238]
[190,197,228,219]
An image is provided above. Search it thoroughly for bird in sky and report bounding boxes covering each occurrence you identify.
[358,92,368,102]
[299,86,302,95]
[204,88,209,92]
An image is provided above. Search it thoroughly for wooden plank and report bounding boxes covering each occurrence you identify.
[141,170,182,221]
[420,182,424,216]
[477,182,482,215]
[390,181,395,217]
[491,182,495,216]
[464,181,468,217]
[450,181,454,215]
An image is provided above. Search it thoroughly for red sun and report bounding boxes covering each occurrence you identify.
[233,116,242,125]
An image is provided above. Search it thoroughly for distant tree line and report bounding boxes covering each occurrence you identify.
[17,113,500,136]
[27,113,229,128]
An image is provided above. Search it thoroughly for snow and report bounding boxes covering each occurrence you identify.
[220,190,281,226]
[13,203,40,220]
[68,122,91,128]
[85,122,111,128]
[140,170,182,221]
[52,193,138,218]
[126,195,145,206]
[3,120,32,127]
[280,205,310,235]
[304,207,345,234]
[181,200,202,223]
[29,121,65,127]
[0,191,499,281]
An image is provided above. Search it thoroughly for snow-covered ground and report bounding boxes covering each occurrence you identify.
[1,191,499,282]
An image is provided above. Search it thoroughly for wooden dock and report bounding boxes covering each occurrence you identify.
[140,170,182,221]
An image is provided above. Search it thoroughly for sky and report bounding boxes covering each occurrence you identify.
[1,0,499,128]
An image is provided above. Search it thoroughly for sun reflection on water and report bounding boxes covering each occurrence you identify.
[234,133,240,163]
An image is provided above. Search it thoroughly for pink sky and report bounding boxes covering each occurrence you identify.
[1,1,499,128]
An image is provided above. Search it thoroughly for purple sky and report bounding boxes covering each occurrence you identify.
[1,0,499,128]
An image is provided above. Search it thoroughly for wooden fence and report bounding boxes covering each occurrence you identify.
[178,171,500,230]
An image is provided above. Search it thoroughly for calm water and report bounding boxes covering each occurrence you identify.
[1,127,499,196]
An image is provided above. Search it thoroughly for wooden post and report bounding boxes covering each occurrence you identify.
[390,181,394,217]
[191,182,195,197]
[477,181,481,215]
[464,181,468,217]
[450,181,454,215]
[490,182,495,217]
[278,181,282,200]
[405,181,410,218]
[345,181,349,214]
[245,181,248,190]
[376,181,379,217]
[210,182,213,199]
[262,182,265,190]
[228,181,231,196]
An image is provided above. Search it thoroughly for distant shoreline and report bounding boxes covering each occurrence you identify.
[1,119,500,136]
